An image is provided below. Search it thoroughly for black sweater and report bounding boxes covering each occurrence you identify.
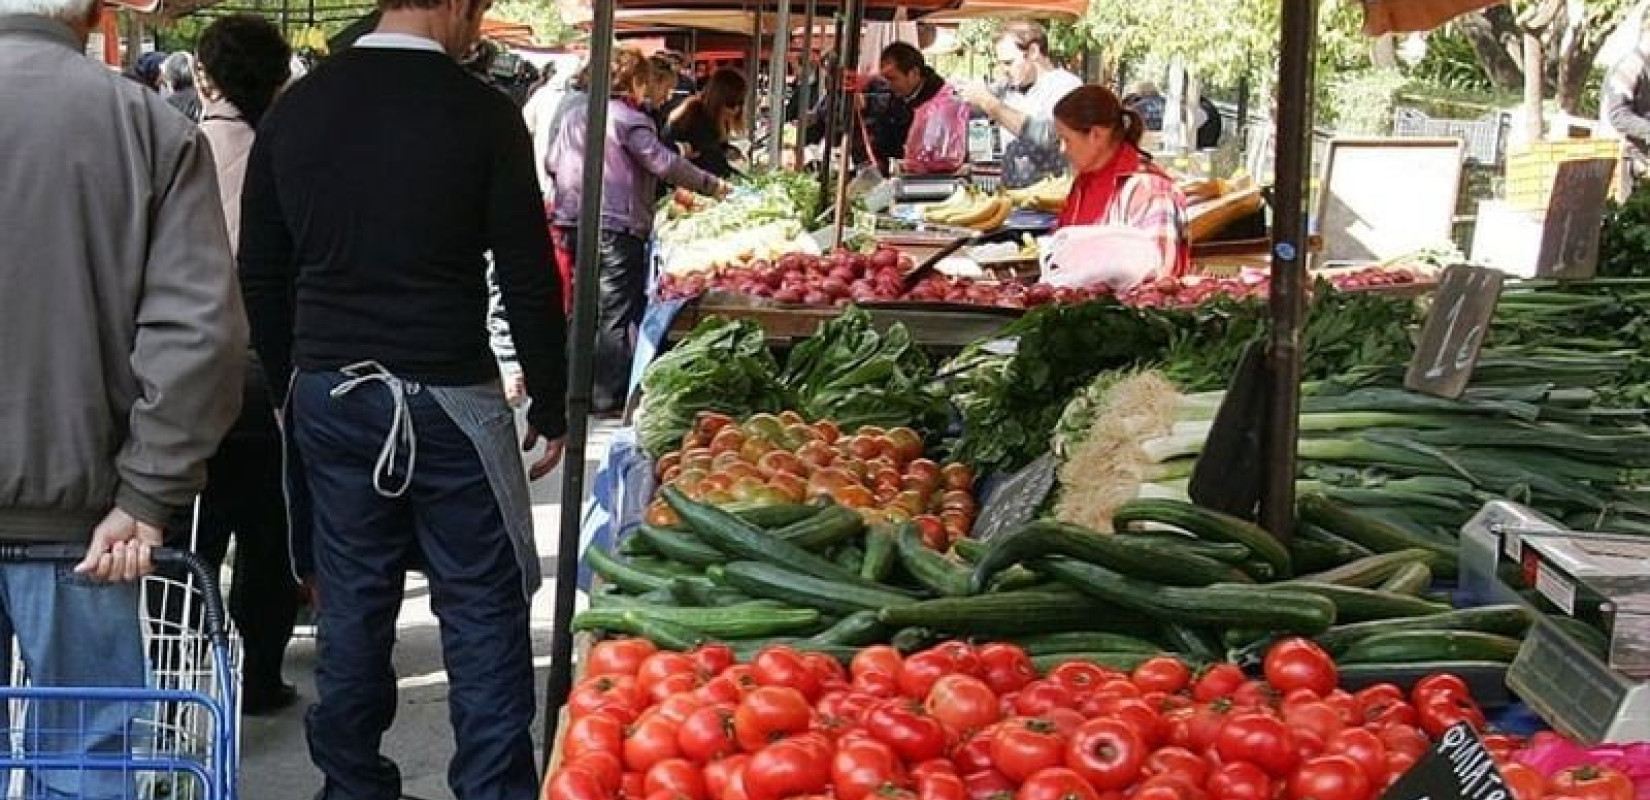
[239,46,568,438]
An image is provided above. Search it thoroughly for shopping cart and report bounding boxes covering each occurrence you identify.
[0,543,240,800]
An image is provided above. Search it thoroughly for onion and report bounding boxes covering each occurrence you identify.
[821,277,849,298]
[803,290,831,305]
[871,249,899,270]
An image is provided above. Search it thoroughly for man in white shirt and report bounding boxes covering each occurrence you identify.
[963,21,1082,188]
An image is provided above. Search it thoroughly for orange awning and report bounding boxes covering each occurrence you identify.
[1361,0,1506,35]
[924,0,1086,23]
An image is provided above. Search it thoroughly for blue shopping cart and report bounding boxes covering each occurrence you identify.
[0,543,239,800]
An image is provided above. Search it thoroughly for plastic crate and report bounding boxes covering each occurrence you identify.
[1504,139,1622,212]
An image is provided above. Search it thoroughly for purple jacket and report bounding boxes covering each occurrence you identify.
[547,97,721,237]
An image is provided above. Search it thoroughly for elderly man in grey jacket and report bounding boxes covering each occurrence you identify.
[1603,15,1650,198]
[0,0,246,795]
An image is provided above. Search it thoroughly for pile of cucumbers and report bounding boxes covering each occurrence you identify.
[578,488,1538,674]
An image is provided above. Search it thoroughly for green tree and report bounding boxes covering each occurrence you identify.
[489,0,579,47]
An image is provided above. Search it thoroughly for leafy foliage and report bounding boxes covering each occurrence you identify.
[1408,26,1494,94]
[1600,188,1650,279]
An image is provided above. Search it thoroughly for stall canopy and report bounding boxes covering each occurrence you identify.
[1361,0,1505,35]
[923,0,1086,23]
[609,0,960,19]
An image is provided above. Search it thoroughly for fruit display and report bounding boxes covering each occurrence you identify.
[643,410,978,548]
[921,189,1014,232]
[1005,176,1071,213]
[657,171,825,277]
[1116,268,1423,309]
[549,636,1627,800]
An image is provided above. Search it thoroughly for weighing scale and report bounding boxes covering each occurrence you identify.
[1459,501,1650,744]
[893,175,964,204]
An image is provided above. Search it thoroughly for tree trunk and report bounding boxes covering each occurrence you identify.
[1523,32,1546,143]
[1555,37,1603,114]
[1458,9,1526,91]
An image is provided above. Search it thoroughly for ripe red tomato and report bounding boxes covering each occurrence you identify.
[625,716,683,773]
[704,755,750,800]
[1134,783,1190,800]
[640,653,703,703]
[818,690,880,727]
[564,751,625,794]
[1377,725,1428,760]
[1093,696,1163,748]
[1132,657,1192,694]
[932,641,982,676]
[1215,712,1297,778]
[1207,761,1272,800]
[691,645,737,678]
[654,692,708,726]
[1384,752,1418,789]
[734,687,813,752]
[804,652,848,690]
[646,758,709,800]
[964,770,1016,800]
[1410,674,1469,706]
[1229,681,1276,710]
[1144,746,1210,788]
[1547,766,1635,800]
[927,675,1001,733]
[572,676,644,721]
[1324,728,1387,785]
[851,646,905,681]
[978,644,1037,696]
[918,769,969,800]
[1288,754,1372,800]
[990,717,1067,783]
[1184,702,1231,753]
[1136,772,1208,800]
[567,712,626,760]
[1043,708,1085,738]
[744,737,832,800]
[699,677,747,706]
[622,772,646,800]
[752,647,823,700]
[831,735,907,800]
[1416,694,1486,739]
[678,704,738,764]
[1283,702,1344,744]
[913,760,959,780]
[1063,718,1145,791]
[550,766,617,800]
[1293,728,1326,763]
[1501,763,1545,800]
[1262,639,1337,698]
[590,639,660,678]
[865,699,948,763]
[1193,664,1247,703]
[1047,662,1110,694]
[901,651,959,700]
[1017,767,1101,800]
[953,727,999,774]
[1014,681,1076,715]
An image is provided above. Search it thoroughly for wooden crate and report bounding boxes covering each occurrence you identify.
[1505,139,1622,212]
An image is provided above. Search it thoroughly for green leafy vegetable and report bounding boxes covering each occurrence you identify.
[637,318,791,456]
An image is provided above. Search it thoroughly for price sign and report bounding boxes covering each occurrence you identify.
[1188,341,1267,521]
[1405,265,1504,399]
[1379,723,1509,800]
[1535,158,1615,281]
[972,453,1058,542]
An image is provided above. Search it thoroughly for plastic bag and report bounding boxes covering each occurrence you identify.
[904,88,970,175]
[1516,734,1650,800]
[1039,224,1167,293]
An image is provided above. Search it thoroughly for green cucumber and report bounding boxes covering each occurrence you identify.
[721,561,916,615]
[585,545,673,594]
[807,610,893,647]
[1254,581,1450,622]
[891,626,942,653]
[663,487,894,590]
[877,588,1163,638]
[1122,533,1253,564]
[953,537,986,562]
[1313,604,1534,656]
[618,533,657,556]
[629,557,707,579]
[1334,660,1512,686]
[620,610,707,650]
[636,526,727,566]
[896,525,972,597]
[1298,494,1456,575]
[572,603,821,639]
[1341,631,1524,664]
[952,539,1041,589]
[1013,631,1163,656]
[1239,560,1278,582]
[1291,525,1376,573]
[861,527,898,583]
[1040,557,1336,634]
[667,577,756,607]
[1031,652,1188,674]
[833,543,867,573]
[727,638,860,663]
[1112,499,1291,577]
[773,504,867,551]
[1303,549,1438,588]
[728,503,826,529]
[1379,562,1434,596]
[969,520,1250,594]
[1158,622,1224,661]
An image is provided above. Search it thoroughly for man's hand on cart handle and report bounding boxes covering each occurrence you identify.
[76,508,161,582]
[524,428,565,481]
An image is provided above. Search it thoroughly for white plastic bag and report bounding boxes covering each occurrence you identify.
[1039,224,1167,293]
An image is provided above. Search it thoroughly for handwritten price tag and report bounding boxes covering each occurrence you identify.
[1405,265,1504,399]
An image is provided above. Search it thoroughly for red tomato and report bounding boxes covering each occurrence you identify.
[1017,768,1101,800]
[1207,761,1272,800]
[1482,735,1522,764]
[590,639,660,678]
[744,737,831,800]
[1365,700,1418,729]
[678,704,738,764]
[639,653,702,700]
[691,645,737,678]
[1047,662,1110,694]
[991,717,1067,783]
[919,770,970,800]
[624,716,682,773]
[913,760,959,780]
[1136,773,1207,800]
[865,699,948,763]
[901,651,960,700]
[699,677,746,706]
[852,646,905,681]
[1193,664,1247,703]
[1144,746,1210,788]
[551,767,618,800]
[1133,784,1190,800]
[1287,755,1371,800]
[705,755,751,800]
[964,770,1017,800]
[568,713,626,760]
[646,759,708,800]
[565,752,625,794]
[655,692,708,726]
[1410,675,1469,706]
[1324,728,1387,785]
[1092,679,1141,702]
[979,644,1038,696]
[646,790,681,800]
[1229,682,1276,711]
[1377,725,1428,760]
[855,671,903,699]
[954,727,1000,774]
[1262,639,1337,698]
[1095,696,1163,748]
[1184,702,1231,753]
[752,647,823,700]
[1282,702,1344,744]
[1384,752,1418,789]
[932,641,983,677]
[734,687,813,752]
[1547,766,1635,800]
[928,675,1002,733]
[818,690,880,727]
[1353,684,1404,712]
[1416,694,1485,739]
[1323,691,1358,726]
[1132,657,1193,694]
[804,652,848,690]
[1014,681,1077,715]
[831,735,908,800]
[1501,763,1545,800]
[622,772,646,800]
[572,676,645,721]
[1063,718,1145,791]
[1293,728,1326,762]
[1215,712,1296,778]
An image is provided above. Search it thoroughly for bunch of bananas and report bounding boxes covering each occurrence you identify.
[291,26,329,55]
[922,188,1013,231]
[1004,175,1070,213]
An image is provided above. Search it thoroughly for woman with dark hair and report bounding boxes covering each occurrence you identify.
[665,68,747,178]
[191,12,303,715]
[1050,85,1189,278]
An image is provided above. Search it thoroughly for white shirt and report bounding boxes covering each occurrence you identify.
[1003,67,1082,145]
[354,32,444,53]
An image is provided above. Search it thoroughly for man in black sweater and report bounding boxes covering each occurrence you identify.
[237,0,565,795]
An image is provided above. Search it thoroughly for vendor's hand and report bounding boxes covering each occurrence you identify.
[523,427,565,481]
[76,508,162,583]
[960,80,996,111]
[503,370,526,407]
[715,181,734,199]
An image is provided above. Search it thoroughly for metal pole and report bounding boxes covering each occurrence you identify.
[817,10,847,184]
[767,0,791,169]
[830,0,865,243]
[746,7,762,135]
[1260,0,1318,545]
[542,0,615,771]
[794,0,817,170]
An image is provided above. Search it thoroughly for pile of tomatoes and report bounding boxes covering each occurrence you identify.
[545,636,1612,800]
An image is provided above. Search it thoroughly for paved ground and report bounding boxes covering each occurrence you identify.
[236,417,619,800]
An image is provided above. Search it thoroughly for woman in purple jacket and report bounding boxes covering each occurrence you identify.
[547,50,731,416]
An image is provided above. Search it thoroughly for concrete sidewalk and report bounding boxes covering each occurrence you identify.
[236,420,619,800]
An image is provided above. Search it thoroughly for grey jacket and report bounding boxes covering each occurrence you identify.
[547,97,721,237]
[0,15,247,541]
[1603,48,1650,174]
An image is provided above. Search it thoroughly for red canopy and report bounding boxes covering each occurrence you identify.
[1361,0,1507,35]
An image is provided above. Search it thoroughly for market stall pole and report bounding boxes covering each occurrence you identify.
[542,0,617,770]
[766,0,791,167]
[830,0,866,245]
[793,0,819,170]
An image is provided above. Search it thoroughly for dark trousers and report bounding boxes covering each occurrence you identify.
[291,370,536,800]
[581,229,647,413]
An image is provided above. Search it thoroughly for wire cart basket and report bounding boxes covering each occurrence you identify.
[0,543,240,800]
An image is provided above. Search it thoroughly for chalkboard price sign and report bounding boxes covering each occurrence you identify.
[1189,341,1267,521]
[1536,157,1615,281]
[1405,265,1504,400]
[972,453,1058,542]
[1379,723,1509,800]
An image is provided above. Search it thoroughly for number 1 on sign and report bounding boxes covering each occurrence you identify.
[1425,272,1490,379]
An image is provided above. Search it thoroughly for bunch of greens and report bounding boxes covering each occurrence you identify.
[780,306,948,434]
[1600,189,1650,279]
[1489,281,1650,408]
[654,171,823,250]
[743,170,824,223]
[637,318,791,456]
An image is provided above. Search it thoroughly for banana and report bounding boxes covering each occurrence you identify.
[976,198,1013,231]
[948,195,1001,228]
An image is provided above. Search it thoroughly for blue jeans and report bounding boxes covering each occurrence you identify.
[0,562,147,799]
[291,368,537,800]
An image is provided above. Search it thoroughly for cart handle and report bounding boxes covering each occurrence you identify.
[0,544,231,648]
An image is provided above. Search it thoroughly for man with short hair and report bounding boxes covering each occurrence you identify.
[962,20,1082,187]
[1602,15,1650,198]
[162,51,201,121]
[239,0,568,793]
[862,41,947,170]
[0,0,247,796]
